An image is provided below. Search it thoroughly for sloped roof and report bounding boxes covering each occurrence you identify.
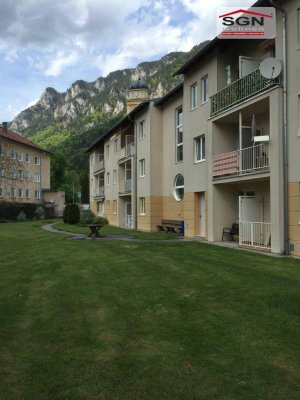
[0,126,51,153]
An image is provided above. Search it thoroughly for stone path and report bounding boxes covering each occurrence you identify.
[42,223,193,243]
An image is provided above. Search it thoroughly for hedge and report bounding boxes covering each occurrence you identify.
[0,201,38,220]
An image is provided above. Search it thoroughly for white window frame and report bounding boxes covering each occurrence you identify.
[25,189,30,199]
[139,159,145,177]
[0,146,3,157]
[18,169,23,180]
[25,153,30,163]
[11,149,16,159]
[113,200,117,214]
[176,107,183,163]
[34,173,40,183]
[201,75,208,103]
[139,120,145,140]
[18,188,23,198]
[35,190,41,200]
[140,197,145,215]
[191,83,197,110]
[106,144,110,158]
[173,174,184,201]
[18,152,23,162]
[34,156,40,165]
[194,135,206,163]
[11,187,16,198]
[0,167,4,177]
[114,139,118,154]
[113,169,117,185]
[297,8,300,48]
[0,186,3,198]
[106,172,110,186]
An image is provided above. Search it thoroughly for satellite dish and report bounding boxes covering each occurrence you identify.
[259,57,282,79]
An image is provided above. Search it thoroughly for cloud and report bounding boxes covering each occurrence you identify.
[44,51,80,77]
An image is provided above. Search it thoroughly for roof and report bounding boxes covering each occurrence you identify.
[154,82,183,106]
[87,100,150,152]
[0,126,51,153]
[173,0,269,76]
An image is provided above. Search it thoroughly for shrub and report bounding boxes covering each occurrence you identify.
[93,216,109,226]
[0,201,38,221]
[0,218,8,223]
[63,203,80,224]
[79,210,96,225]
[17,211,27,222]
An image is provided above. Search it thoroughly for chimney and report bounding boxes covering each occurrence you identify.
[2,122,8,133]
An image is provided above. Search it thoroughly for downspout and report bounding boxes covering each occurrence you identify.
[128,114,137,229]
[269,0,288,254]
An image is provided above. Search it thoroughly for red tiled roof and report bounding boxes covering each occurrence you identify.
[0,127,51,153]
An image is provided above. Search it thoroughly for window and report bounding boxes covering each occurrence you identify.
[140,197,145,215]
[35,190,41,199]
[0,167,4,177]
[18,169,23,179]
[98,201,104,215]
[18,152,23,162]
[106,144,110,158]
[24,170,30,180]
[298,8,300,47]
[18,188,23,198]
[0,146,3,156]
[173,174,184,201]
[11,149,16,159]
[139,159,145,177]
[139,121,145,139]
[34,156,40,165]
[11,187,16,198]
[0,186,3,197]
[201,75,208,103]
[25,153,30,163]
[113,200,117,214]
[195,135,206,162]
[25,189,30,199]
[191,83,197,110]
[11,169,17,179]
[114,139,118,154]
[106,172,110,186]
[34,173,40,183]
[113,169,117,184]
[176,107,183,162]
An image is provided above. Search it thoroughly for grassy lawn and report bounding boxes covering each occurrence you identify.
[0,220,300,400]
[53,221,181,240]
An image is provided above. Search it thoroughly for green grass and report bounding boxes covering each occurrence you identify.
[0,221,300,400]
[54,221,181,240]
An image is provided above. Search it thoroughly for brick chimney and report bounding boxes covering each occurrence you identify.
[2,122,8,133]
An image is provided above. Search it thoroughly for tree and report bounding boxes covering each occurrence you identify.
[80,173,89,204]
[50,151,67,190]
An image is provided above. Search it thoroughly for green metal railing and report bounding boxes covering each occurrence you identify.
[210,69,280,117]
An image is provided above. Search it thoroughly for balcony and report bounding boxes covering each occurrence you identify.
[213,143,269,179]
[210,69,280,117]
[94,186,105,198]
[118,143,135,161]
[93,159,105,174]
[119,179,132,194]
[239,221,271,250]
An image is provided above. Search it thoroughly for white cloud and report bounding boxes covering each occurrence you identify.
[44,52,80,77]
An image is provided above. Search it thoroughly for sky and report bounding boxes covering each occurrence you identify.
[0,0,254,122]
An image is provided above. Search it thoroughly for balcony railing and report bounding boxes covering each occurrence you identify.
[119,179,132,194]
[210,69,280,117]
[239,221,271,250]
[93,159,105,174]
[118,143,135,161]
[213,143,269,178]
[94,186,105,197]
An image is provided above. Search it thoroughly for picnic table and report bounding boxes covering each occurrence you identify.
[85,224,103,239]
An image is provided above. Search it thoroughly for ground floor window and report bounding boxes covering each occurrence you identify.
[113,200,117,214]
[140,197,145,215]
[98,201,104,215]
[173,174,184,201]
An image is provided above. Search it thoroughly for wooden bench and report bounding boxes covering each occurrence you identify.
[157,219,181,234]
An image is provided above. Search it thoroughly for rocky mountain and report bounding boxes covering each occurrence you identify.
[10,41,209,189]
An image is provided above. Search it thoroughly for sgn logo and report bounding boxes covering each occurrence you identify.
[217,7,276,39]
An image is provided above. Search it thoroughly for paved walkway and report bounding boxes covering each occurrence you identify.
[42,223,194,243]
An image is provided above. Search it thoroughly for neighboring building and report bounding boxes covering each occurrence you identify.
[88,0,300,256]
[0,123,64,214]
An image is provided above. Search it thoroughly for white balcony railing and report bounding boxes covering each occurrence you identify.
[213,143,269,178]
[239,221,271,250]
[93,159,105,174]
[94,186,105,197]
[118,143,135,161]
[119,179,132,194]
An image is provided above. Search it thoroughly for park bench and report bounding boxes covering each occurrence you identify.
[157,219,181,234]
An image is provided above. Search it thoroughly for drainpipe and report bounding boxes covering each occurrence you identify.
[269,0,288,254]
[128,114,137,229]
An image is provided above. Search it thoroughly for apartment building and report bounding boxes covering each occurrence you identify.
[89,0,300,256]
[0,123,51,203]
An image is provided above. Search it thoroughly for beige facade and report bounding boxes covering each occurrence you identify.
[0,127,51,204]
[89,0,300,256]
